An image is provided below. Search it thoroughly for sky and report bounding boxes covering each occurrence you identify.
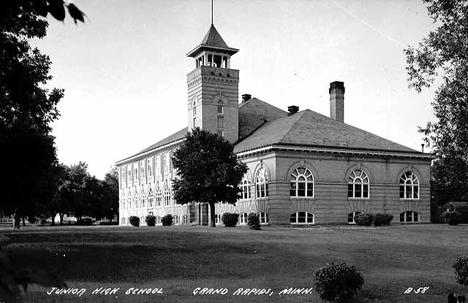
[31,0,438,179]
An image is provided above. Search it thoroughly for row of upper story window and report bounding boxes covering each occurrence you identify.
[120,180,173,209]
[240,167,421,200]
[119,153,172,188]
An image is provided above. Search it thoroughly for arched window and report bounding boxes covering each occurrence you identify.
[348,212,362,224]
[399,172,419,199]
[290,212,314,224]
[290,167,314,197]
[348,170,369,198]
[217,100,223,114]
[258,212,269,224]
[121,195,125,210]
[256,168,268,198]
[400,211,419,223]
[155,182,162,207]
[148,188,154,208]
[163,180,171,206]
[241,177,251,200]
[140,188,146,208]
[239,213,248,225]
[133,189,139,208]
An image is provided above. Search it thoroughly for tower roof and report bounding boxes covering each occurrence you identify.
[187,24,239,57]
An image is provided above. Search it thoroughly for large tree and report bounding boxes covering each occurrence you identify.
[0,0,64,227]
[405,0,468,204]
[172,128,247,227]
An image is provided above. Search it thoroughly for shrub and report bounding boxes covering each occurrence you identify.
[129,216,140,227]
[222,213,239,227]
[355,213,374,226]
[27,215,38,224]
[442,211,461,225]
[145,215,156,226]
[382,214,393,225]
[247,213,261,230]
[314,262,364,303]
[373,213,393,226]
[373,214,385,226]
[161,214,173,226]
[457,205,468,223]
[453,256,468,286]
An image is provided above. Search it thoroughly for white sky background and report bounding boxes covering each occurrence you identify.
[31,0,437,179]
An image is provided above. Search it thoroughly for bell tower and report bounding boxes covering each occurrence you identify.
[186,24,239,143]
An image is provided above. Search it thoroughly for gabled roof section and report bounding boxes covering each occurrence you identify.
[117,127,188,164]
[187,24,239,57]
[238,97,288,141]
[234,109,421,155]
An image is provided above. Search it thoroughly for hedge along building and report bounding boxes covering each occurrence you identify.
[116,23,433,226]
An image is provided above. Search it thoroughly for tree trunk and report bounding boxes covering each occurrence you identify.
[209,202,216,227]
[59,213,64,225]
[22,216,26,226]
[13,213,20,229]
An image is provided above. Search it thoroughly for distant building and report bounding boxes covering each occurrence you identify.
[116,23,432,226]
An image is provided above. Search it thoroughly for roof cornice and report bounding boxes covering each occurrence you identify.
[115,138,185,166]
[236,143,434,160]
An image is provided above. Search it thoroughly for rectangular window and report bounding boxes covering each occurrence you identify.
[355,184,362,197]
[290,183,296,196]
[127,166,132,185]
[163,153,170,173]
[298,183,306,197]
[217,116,224,129]
[155,155,160,175]
[217,130,224,137]
[307,184,313,197]
[348,184,353,198]
[217,105,223,114]
[134,164,138,181]
[140,161,145,179]
[147,158,153,177]
[363,184,369,198]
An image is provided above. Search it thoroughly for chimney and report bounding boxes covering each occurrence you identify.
[329,81,345,122]
[242,94,252,103]
[288,105,299,116]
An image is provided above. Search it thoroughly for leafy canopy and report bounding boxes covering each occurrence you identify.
[172,128,247,205]
[405,0,468,202]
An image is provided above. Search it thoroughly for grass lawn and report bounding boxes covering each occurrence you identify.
[0,224,467,303]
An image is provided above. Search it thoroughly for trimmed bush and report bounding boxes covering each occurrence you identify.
[314,262,364,303]
[457,206,468,223]
[161,214,173,226]
[145,215,156,226]
[222,213,239,227]
[247,213,261,230]
[453,256,468,286]
[373,213,394,226]
[382,214,393,225]
[355,213,374,226]
[442,211,461,225]
[373,214,385,226]
[129,216,140,227]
